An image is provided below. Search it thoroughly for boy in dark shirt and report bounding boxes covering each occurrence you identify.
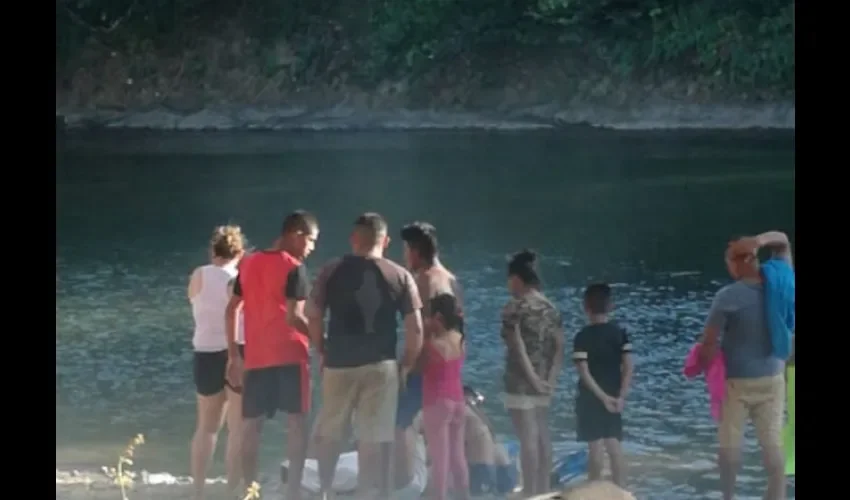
[572,283,634,488]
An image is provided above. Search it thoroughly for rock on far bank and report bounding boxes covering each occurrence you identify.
[56,101,795,132]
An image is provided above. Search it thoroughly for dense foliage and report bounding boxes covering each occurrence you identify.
[56,0,794,94]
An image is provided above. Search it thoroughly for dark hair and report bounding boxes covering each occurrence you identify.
[353,212,388,242]
[281,210,318,235]
[507,249,540,286]
[583,283,612,315]
[400,222,439,265]
[430,293,464,334]
[463,385,484,404]
[462,385,497,439]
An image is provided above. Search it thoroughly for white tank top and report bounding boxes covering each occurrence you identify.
[191,263,244,352]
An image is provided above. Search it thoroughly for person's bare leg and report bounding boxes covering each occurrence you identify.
[718,390,745,500]
[357,441,380,494]
[241,417,265,486]
[393,428,413,489]
[509,408,539,496]
[587,440,605,481]
[376,441,395,498]
[754,381,787,500]
[604,438,627,488]
[761,443,786,500]
[285,413,309,500]
[190,391,227,500]
[719,447,740,500]
[317,437,342,500]
[534,406,553,493]
[224,388,243,493]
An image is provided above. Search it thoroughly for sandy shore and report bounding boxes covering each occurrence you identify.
[55,471,275,500]
[57,483,198,500]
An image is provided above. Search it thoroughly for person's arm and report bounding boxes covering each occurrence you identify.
[755,230,793,267]
[548,313,566,387]
[572,330,610,403]
[400,270,424,372]
[501,305,543,389]
[509,325,540,386]
[285,264,311,334]
[417,273,433,316]
[225,274,244,359]
[619,329,634,400]
[451,279,465,314]
[187,267,202,301]
[699,289,730,364]
[305,262,333,355]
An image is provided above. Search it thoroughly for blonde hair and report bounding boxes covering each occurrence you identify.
[210,225,245,259]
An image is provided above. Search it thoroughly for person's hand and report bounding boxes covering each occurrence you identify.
[699,342,718,366]
[616,397,626,413]
[226,356,243,388]
[398,364,409,392]
[602,395,619,413]
[531,376,552,395]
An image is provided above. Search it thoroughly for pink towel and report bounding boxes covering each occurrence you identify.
[683,344,726,421]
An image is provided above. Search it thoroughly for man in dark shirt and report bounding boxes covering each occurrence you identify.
[307,213,424,500]
[572,283,633,488]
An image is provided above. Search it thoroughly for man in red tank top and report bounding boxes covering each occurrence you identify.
[225,211,319,500]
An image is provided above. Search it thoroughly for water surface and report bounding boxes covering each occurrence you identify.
[56,130,795,499]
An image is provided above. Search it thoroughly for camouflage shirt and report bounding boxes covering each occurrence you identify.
[501,289,564,395]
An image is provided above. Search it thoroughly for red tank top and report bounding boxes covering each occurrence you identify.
[421,341,465,406]
[239,251,309,369]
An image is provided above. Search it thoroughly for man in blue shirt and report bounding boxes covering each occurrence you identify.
[701,230,793,500]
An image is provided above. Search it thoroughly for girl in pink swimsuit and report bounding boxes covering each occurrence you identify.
[421,293,470,500]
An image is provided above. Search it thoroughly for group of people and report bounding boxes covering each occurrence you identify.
[187,210,794,500]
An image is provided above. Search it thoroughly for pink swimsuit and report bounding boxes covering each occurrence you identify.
[421,341,469,500]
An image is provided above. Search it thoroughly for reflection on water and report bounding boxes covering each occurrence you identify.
[56,130,794,499]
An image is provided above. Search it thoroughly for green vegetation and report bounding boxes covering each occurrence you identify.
[56,0,794,108]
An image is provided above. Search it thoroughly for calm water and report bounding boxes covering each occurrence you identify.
[56,130,795,499]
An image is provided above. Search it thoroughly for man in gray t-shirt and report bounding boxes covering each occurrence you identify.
[701,230,792,500]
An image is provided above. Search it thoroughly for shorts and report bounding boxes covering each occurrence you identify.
[194,350,239,396]
[501,393,551,411]
[719,374,785,450]
[468,463,518,495]
[576,399,622,442]
[242,363,310,419]
[314,360,399,443]
[396,374,424,429]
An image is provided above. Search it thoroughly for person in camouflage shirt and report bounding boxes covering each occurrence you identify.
[500,249,565,497]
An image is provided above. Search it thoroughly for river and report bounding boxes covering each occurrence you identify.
[56,129,795,499]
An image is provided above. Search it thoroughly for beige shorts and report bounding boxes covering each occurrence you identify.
[501,393,551,411]
[718,374,785,450]
[313,360,399,443]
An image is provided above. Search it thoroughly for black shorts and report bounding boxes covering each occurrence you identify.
[576,399,622,442]
[193,348,244,396]
[242,363,309,419]
[194,350,228,396]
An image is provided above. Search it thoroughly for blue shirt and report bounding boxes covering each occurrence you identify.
[706,281,784,379]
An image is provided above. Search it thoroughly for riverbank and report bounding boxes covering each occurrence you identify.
[56,102,795,131]
[57,0,793,132]
[56,100,795,132]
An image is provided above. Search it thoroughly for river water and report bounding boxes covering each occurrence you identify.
[56,130,795,499]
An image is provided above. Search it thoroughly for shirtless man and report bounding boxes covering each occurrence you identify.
[394,221,464,488]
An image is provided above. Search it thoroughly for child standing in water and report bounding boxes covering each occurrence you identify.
[421,294,470,500]
[573,283,634,488]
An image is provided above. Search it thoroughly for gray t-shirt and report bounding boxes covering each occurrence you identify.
[706,281,784,379]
